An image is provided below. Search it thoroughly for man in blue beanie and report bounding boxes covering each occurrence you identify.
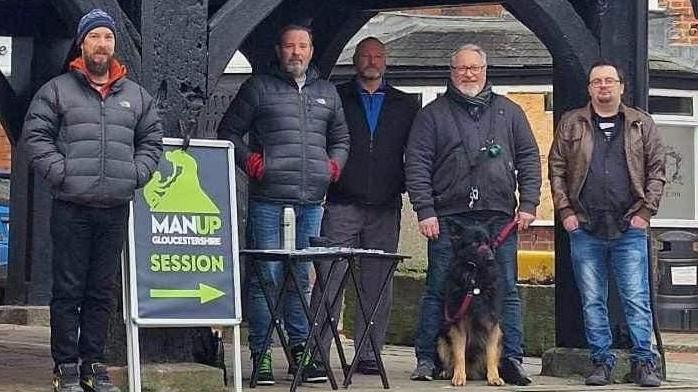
[22,8,162,392]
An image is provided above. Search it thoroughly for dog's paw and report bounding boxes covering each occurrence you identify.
[451,372,467,386]
[487,376,505,386]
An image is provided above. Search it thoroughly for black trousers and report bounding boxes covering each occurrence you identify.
[50,199,129,366]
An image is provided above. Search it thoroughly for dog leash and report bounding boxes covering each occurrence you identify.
[443,218,518,325]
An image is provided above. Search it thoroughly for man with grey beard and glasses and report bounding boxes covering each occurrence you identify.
[217,24,349,386]
[405,44,541,385]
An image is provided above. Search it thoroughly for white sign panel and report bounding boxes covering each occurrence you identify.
[0,37,11,76]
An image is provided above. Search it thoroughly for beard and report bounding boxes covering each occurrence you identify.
[458,84,482,97]
[84,52,113,77]
[284,60,308,79]
[359,67,383,80]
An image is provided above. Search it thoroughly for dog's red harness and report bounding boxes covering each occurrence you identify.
[443,219,518,325]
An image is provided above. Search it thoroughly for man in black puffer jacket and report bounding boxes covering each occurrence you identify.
[22,9,162,392]
[406,44,541,386]
[217,25,349,385]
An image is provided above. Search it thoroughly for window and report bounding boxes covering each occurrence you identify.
[650,89,698,226]
[655,125,695,220]
[649,96,693,116]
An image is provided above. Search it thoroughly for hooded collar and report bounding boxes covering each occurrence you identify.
[69,56,127,98]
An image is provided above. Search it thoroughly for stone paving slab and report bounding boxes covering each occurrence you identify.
[1,324,698,392]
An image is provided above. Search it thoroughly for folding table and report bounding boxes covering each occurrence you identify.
[240,247,410,391]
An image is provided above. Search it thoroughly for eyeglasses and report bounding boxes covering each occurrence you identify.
[450,65,486,75]
[589,78,621,88]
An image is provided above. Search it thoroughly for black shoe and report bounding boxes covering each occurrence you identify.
[80,363,120,392]
[289,345,327,383]
[254,351,275,386]
[357,359,380,375]
[52,363,83,392]
[632,361,661,387]
[585,362,613,386]
[500,357,532,386]
[410,358,435,381]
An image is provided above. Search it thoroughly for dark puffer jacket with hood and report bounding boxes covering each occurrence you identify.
[23,58,163,208]
[218,64,350,204]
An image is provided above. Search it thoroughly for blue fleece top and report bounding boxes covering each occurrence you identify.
[356,79,387,137]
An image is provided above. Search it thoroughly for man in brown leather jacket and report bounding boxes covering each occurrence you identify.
[549,60,665,388]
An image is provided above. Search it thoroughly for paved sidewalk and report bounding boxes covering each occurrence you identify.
[2,324,698,391]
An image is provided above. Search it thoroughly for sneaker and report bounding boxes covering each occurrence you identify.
[254,351,275,386]
[357,359,380,375]
[500,357,533,386]
[632,361,661,387]
[80,363,120,392]
[289,344,327,383]
[410,358,435,381]
[585,362,613,386]
[52,363,83,392]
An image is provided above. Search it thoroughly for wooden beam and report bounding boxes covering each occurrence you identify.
[505,0,599,349]
[207,0,284,94]
[313,9,376,78]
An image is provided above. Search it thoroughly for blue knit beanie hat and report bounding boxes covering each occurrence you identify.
[76,9,116,47]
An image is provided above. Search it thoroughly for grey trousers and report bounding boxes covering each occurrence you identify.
[309,202,400,362]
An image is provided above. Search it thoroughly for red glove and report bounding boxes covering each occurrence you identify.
[328,159,341,182]
[245,153,264,180]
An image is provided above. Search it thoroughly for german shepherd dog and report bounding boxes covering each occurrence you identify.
[436,222,505,387]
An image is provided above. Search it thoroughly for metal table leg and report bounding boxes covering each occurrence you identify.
[311,257,351,377]
[343,256,399,389]
[287,257,339,392]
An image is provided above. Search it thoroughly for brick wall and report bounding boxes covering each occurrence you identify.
[0,124,10,172]
[659,0,698,45]
[408,4,504,17]
[518,226,554,251]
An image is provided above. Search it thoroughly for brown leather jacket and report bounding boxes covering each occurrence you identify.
[548,103,665,224]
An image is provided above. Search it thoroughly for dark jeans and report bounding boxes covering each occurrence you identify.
[309,202,400,362]
[414,212,523,363]
[570,227,656,366]
[50,199,129,366]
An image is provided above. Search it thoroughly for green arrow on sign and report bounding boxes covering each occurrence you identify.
[150,283,226,304]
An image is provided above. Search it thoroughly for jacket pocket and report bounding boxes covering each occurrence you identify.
[433,146,468,203]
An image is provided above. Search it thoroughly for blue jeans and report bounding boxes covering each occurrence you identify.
[246,200,323,354]
[414,212,523,363]
[570,228,655,366]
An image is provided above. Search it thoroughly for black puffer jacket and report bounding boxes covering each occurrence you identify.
[23,65,163,208]
[406,83,541,221]
[218,65,350,204]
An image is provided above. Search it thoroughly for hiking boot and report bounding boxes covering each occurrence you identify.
[585,362,613,386]
[52,363,82,392]
[80,363,120,392]
[289,345,328,383]
[254,351,275,386]
[632,361,661,387]
[410,358,435,381]
[500,357,533,386]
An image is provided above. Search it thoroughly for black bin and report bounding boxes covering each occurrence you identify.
[657,231,698,331]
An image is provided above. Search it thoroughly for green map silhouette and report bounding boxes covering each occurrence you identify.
[143,149,220,213]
